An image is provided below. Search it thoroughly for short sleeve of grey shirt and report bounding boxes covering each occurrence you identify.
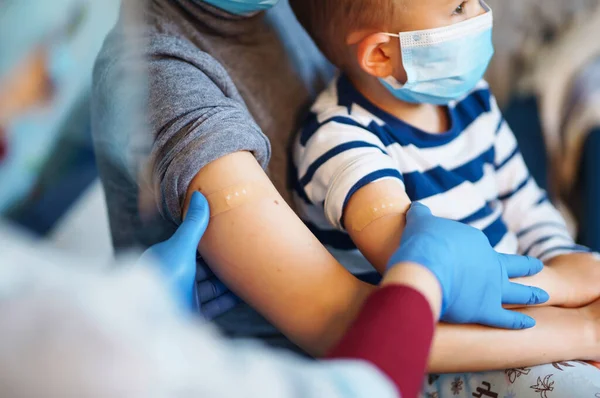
[146,34,271,222]
[92,0,331,238]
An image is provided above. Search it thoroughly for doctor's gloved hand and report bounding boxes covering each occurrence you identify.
[140,192,238,316]
[196,257,240,320]
[388,203,550,330]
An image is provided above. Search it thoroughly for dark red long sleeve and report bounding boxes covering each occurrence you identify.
[327,286,435,398]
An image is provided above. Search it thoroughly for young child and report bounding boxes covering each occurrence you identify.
[290,0,600,307]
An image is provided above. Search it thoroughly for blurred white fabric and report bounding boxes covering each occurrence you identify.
[49,179,113,261]
[0,228,396,398]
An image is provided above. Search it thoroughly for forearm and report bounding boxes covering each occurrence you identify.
[330,265,594,376]
[201,209,374,355]
[429,305,594,373]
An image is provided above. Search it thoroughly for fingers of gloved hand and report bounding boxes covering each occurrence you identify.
[406,202,433,221]
[197,278,230,303]
[195,259,215,281]
[499,253,544,278]
[502,282,550,305]
[174,191,210,249]
[481,308,537,330]
[199,292,241,321]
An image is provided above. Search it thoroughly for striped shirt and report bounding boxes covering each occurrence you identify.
[293,75,588,275]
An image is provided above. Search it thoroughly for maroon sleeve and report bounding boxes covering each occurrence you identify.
[326,285,435,398]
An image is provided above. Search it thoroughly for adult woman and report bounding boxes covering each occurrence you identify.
[92,0,600,395]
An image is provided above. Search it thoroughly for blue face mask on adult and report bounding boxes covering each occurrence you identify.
[201,0,279,15]
[380,1,494,105]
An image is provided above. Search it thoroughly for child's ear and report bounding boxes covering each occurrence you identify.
[349,33,395,78]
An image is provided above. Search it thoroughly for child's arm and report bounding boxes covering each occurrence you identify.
[344,179,410,274]
[344,179,596,308]
[295,113,568,308]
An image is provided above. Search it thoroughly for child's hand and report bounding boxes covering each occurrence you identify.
[545,252,600,308]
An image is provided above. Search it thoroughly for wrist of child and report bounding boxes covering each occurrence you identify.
[382,262,443,321]
[544,253,600,307]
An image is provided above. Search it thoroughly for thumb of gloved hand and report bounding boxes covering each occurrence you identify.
[172,191,210,250]
[138,192,210,312]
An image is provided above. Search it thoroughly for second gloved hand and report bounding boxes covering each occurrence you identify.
[388,203,550,329]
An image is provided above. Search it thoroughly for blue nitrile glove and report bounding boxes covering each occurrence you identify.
[140,192,210,312]
[140,192,239,317]
[388,203,550,329]
[139,192,209,311]
[196,257,241,320]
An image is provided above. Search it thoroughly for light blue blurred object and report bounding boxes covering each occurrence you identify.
[0,0,120,213]
[201,0,279,15]
[0,0,80,78]
[380,1,494,105]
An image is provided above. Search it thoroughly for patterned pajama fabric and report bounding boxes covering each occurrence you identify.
[422,362,600,398]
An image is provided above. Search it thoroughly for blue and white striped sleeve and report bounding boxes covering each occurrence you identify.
[295,118,405,231]
[493,109,590,262]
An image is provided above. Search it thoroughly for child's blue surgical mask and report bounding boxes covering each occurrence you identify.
[380,1,494,105]
[202,0,279,15]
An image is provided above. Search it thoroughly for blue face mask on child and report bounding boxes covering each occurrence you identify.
[380,1,494,105]
[201,0,279,15]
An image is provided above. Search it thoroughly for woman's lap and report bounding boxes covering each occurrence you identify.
[422,362,600,397]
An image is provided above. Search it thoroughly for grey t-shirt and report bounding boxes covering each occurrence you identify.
[91,0,332,343]
[92,0,332,248]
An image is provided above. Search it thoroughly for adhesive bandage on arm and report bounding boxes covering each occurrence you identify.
[348,197,411,232]
[204,181,280,218]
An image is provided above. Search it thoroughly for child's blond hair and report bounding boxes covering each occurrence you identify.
[290,0,400,67]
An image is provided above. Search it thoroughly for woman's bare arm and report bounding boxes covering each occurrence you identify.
[430,305,597,372]
[185,152,374,355]
[184,151,597,370]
